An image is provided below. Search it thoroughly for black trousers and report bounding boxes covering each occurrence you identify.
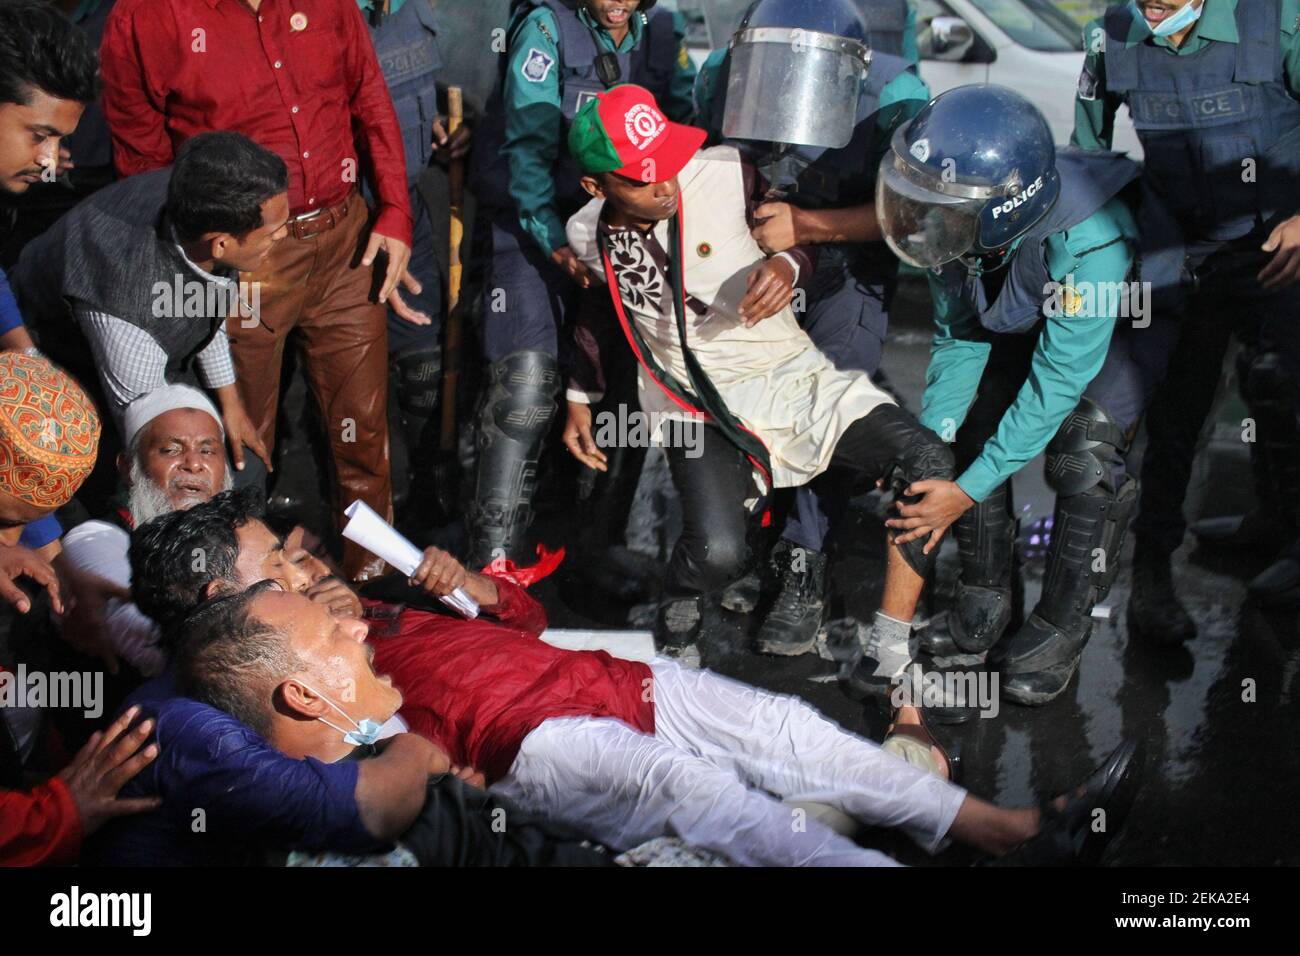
[397,775,612,867]
[662,404,954,597]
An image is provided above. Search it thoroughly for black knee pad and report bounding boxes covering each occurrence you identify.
[1045,397,1126,497]
[479,349,559,444]
[870,406,956,579]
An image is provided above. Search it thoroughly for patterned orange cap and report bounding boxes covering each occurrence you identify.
[0,351,100,509]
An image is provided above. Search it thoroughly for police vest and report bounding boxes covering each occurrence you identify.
[1102,0,1300,243]
[473,0,678,213]
[368,0,443,185]
[934,148,1140,335]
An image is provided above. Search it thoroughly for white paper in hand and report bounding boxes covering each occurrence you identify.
[342,500,479,618]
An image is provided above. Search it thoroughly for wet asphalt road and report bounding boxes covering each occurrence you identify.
[274,274,1298,865]
[530,276,1300,866]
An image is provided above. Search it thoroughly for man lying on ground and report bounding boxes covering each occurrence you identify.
[87,582,608,867]
[125,489,1145,867]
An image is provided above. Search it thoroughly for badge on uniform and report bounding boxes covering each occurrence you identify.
[522,48,555,83]
[1077,62,1098,102]
[575,90,598,111]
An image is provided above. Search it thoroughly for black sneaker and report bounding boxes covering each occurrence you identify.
[654,596,702,651]
[755,546,828,656]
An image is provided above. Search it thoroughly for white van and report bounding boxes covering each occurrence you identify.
[670,0,1141,156]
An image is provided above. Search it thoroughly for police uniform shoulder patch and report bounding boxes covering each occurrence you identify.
[1077,61,1098,102]
[522,47,556,83]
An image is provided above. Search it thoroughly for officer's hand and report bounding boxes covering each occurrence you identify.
[389,269,432,325]
[738,256,796,326]
[886,479,975,554]
[0,544,62,615]
[362,232,413,306]
[552,246,597,289]
[431,117,472,164]
[563,400,608,472]
[57,706,162,837]
[1259,215,1300,289]
[751,202,800,254]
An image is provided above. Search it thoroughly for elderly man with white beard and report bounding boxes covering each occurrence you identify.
[58,385,233,676]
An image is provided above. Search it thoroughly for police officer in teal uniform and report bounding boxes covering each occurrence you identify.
[692,0,928,656]
[1074,0,1300,634]
[867,85,1144,707]
[466,0,694,568]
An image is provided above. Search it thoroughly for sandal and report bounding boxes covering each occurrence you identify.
[994,740,1144,866]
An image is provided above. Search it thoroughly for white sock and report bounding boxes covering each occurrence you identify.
[864,610,912,679]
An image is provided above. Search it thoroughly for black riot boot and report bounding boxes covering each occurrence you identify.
[755,540,828,656]
[466,350,558,570]
[920,481,1021,658]
[996,480,1138,705]
[1191,349,1300,552]
[994,399,1137,706]
[1127,540,1197,647]
[393,345,442,534]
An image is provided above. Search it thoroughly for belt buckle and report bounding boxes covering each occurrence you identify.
[291,207,328,241]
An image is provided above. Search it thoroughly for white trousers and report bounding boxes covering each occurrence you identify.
[491,659,968,867]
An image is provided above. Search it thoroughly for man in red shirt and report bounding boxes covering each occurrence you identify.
[130,490,1143,867]
[99,0,424,580]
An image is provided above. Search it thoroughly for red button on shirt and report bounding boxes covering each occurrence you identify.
[100,0,412,244]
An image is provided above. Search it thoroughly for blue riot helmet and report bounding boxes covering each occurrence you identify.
[876,84,1061,269]
[723,0,872,149]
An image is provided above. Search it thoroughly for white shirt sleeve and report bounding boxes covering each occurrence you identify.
[60,521,167,678]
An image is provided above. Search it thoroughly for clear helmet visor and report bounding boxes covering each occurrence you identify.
[876,160,983,269]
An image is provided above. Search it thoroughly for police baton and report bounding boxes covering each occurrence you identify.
[436,86,465,517]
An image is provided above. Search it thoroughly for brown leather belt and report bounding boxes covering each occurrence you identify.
[287,189,355,241]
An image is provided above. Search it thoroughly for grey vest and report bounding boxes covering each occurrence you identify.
[11,169,231,381]
[367,0,442,185]
[933,148,1140,335]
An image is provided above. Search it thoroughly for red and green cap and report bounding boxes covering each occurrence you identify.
[568,84,706,183]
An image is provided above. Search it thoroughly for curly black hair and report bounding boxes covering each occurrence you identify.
[128,486,266,644]
[0,1,99,107]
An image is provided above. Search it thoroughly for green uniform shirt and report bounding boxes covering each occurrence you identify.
[1072,0,1300,149]
[503,6,696,257]
[918,198,1138,502]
